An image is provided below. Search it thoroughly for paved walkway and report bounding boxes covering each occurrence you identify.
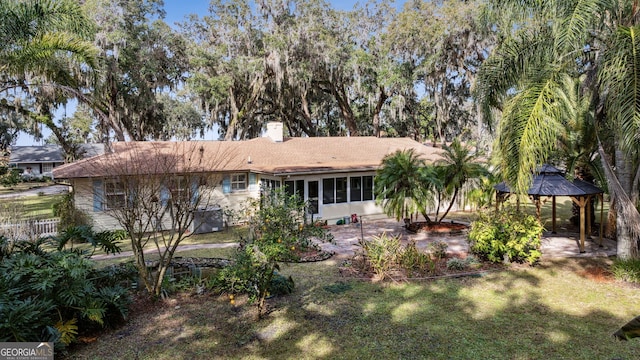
[92,218,617,261]
[320,218,617,259]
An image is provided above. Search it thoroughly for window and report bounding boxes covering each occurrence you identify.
[322,177,347,204]
[322,178,334,204]
[350,177,362,202]
[260,178,280,191]
[336,177,347,203]
[168,176,191,203]
[231,173,247,191]
[42,163,53,173]
[284,179,304,199]
[350,176,374,202]
[363,176,373,200]
[105,180,126,209]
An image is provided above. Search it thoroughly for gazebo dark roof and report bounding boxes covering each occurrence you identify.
[494,164,603,197]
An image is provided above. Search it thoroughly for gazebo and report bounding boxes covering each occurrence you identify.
[494,164,605,253]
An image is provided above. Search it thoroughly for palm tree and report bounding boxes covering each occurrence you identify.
[0,0,97,83]
[0,0,97,153]
[475,0,640,259]
[434,140,488,223]
[374,149,440,223]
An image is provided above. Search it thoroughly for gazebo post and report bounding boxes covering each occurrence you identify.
[586,196,592,239]
[552,196,557,234]
[570,196,587,253]
[599,193,604,247]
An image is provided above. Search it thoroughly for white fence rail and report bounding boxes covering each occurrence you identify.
[0,218,60,239]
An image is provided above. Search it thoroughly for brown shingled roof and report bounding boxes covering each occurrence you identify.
[53,137,443,179]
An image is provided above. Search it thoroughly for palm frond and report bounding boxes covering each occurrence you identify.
[474,27,556,131]
[599,25,640,155]
[497,73,564,194]
[556,0,607,54]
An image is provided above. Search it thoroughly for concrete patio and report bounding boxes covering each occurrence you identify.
[319,218,617,260]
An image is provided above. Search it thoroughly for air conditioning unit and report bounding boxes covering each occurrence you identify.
[192,206,223,234]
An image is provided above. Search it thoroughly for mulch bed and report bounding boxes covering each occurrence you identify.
[338,253,506,282]
[405,221,468,235]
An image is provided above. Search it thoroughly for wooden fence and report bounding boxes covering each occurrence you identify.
[0,218,60,239]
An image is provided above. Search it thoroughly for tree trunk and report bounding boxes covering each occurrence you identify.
[333,84,359,136]
[438,187,459,223]
[225,87,239,141]
[372,87,387,137]
[614,147,637,259]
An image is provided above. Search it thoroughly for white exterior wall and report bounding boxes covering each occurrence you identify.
[72,171,401,231]
[73,178,122,231]
[73,176,262,232]
[283,171,387,224]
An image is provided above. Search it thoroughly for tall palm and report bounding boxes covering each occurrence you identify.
[434,140,488,223]
[374,149,440,223]
[1,0,97,87]
[0,0,97,152]
[475,0,640,259]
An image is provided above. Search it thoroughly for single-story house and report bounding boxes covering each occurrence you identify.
[52,123,445,231]
[9,145,64,177]
[9,144,105,179]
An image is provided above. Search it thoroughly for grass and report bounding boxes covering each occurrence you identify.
[93,247,238,268]
[67,226,248,257]
[2,194,63,218]
[67,257,640,359]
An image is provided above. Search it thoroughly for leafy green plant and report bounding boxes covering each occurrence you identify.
[269,272,295,296]
[363,233,402,279]
[1,168,21,187]
[211,188,332,318]
[468,208,543,265]
[446,258,466,271]
[54,225,124,256]
[398,240,434,274]
[52,193,93,229]
[0,239,133,347]
[611,258,640,283]
[427,240,449,259]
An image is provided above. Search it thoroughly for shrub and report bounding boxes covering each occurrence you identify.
[362,235,438,278]
[0,239,133,347]
[268,272,295,296]
[211,188,332,318]
[468,208,543,265]
[611,258,640,283]
[446,257,467,271]
[428,240,449,259]
[398,240,434,274]
[52,193,93,229]
[363,233,402,279]
[1,169,20,187]
[464,255,481,268]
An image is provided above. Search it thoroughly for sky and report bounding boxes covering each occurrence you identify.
[16,0,402,146]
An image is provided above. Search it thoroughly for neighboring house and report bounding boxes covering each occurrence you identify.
[52,123,444,231]
[9,144,106,179]
[9,145,64,178]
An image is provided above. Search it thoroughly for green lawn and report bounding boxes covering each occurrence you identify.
[72,226,247,259]
[93,246,238,268]
[68,257,640,359]
[2,194,63,218]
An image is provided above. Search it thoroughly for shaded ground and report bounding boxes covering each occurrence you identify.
[92,218,617,262]
[65,256,640,360]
